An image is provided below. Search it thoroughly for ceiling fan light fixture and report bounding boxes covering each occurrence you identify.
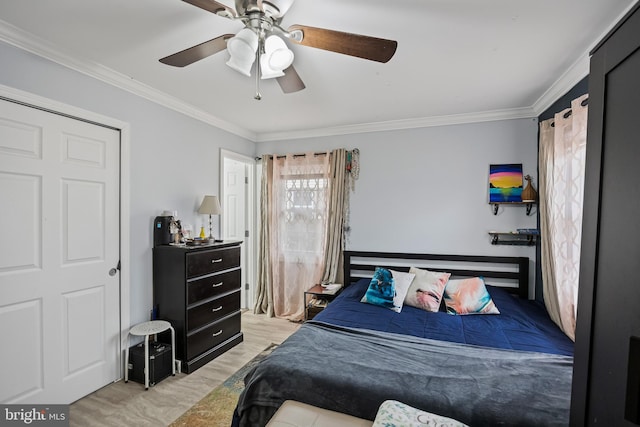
[259,55,285,79]
[161,0,398,95]
[260,35,294,79]
[226,28,258,76]
[226,56,255,76]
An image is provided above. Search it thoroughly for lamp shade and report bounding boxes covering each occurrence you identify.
[260,35,294,79]
[198,195,221,215]
[226,28,258,76]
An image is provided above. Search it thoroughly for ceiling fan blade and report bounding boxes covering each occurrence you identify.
[160,34,233,67]
[182,0,236,17]
[287,25,397,63]
[276,65,306,93]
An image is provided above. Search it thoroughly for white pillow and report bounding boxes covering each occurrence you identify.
[404,267,451,312]
[390,269,415,312]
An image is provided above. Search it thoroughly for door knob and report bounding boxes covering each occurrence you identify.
[109,260,121,276]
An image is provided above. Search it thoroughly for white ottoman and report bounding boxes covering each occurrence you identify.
[266,400,373,427]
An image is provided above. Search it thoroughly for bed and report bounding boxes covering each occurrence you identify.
[234,251,574,426]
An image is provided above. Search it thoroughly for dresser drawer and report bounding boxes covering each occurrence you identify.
[187,269,240,305]
[187,313,241,360]
[186,246,240,279]
[187,290,240,332]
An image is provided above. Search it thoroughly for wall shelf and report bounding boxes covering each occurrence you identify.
[491,202,536,216]
[488,231,538,246]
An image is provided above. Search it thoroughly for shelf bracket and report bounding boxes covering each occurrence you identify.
[526,203,533,216]
[492,204,499,215]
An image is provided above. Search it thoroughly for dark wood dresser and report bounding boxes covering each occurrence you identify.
[153,241,243,373]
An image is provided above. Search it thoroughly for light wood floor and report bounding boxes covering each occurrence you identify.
[70,312,301,427]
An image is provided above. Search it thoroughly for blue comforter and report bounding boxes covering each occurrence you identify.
[233,280,574,426]
[314,279,573,356]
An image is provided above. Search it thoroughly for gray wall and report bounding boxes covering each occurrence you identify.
[0,41,256,325]
[0,37,541,327]
[257,118,540,295]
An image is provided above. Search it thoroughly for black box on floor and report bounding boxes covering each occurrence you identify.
[127,341,172,387]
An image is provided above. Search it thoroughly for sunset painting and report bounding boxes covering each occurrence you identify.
[489,164,523,203]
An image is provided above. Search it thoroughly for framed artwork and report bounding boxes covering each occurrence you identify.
[489,163,523,203]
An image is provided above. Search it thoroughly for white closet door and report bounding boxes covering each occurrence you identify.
[0,98,120,404]
[223,156,248,307]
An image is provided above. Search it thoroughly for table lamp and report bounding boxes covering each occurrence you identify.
[197,195,222,241]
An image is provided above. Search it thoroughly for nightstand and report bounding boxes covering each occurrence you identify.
[304,284,342,321]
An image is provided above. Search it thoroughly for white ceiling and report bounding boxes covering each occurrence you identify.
[0,0,636,141]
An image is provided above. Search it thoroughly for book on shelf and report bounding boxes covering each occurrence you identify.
[320,283,343,295]
[308,298,328,308]
[516,228,540,234]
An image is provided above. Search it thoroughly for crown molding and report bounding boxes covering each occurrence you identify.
[0,20,543,144]
[7,5,633,143]
[256,107,537,142]
[531,55,589,116]
[0,19,257,141]
[532,1,639,116]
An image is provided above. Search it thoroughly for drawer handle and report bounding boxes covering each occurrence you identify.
[212,330,223,337]
[212,282,224,288]
[211,258,223,263]
[211,306,223,312]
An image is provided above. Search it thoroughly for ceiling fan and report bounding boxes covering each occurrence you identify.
[160,0,398,99]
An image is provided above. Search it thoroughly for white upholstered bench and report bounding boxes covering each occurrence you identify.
[266,400,468,427]
[266,400,372,427]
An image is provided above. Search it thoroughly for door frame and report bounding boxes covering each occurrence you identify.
[0,83,131,380]
[220,149,256,309]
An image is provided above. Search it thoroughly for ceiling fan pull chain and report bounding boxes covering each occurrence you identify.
[254,35,263,100]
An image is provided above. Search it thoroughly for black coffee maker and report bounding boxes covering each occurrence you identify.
[153,215,173,247]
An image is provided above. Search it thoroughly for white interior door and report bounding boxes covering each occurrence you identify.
[0,98,120,404]
[221,150,254,309]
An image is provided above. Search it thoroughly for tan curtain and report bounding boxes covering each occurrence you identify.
[321,149,347,284]
[254,156,274,316]
[539,93,588,341]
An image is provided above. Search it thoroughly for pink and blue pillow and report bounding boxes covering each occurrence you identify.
[443,276,500,315]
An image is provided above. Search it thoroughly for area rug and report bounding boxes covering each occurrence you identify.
[170,343,278,427]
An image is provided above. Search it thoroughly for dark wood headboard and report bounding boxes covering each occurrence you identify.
[343,251,529,299]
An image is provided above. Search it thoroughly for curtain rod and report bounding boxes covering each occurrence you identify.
[255,151,329,161]
[550,96,588,127]
[562,97,589,118]
[255,148,359,161]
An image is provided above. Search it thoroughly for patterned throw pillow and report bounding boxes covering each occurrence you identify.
[404,267,451,312]
[443,277,500,315]
[373,400,468,427]
[361,267,414,313]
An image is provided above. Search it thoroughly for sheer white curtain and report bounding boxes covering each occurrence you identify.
[272,153,330,320]
[255,149,359,321]
[539,93,588,341]
[258,153,330,321]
